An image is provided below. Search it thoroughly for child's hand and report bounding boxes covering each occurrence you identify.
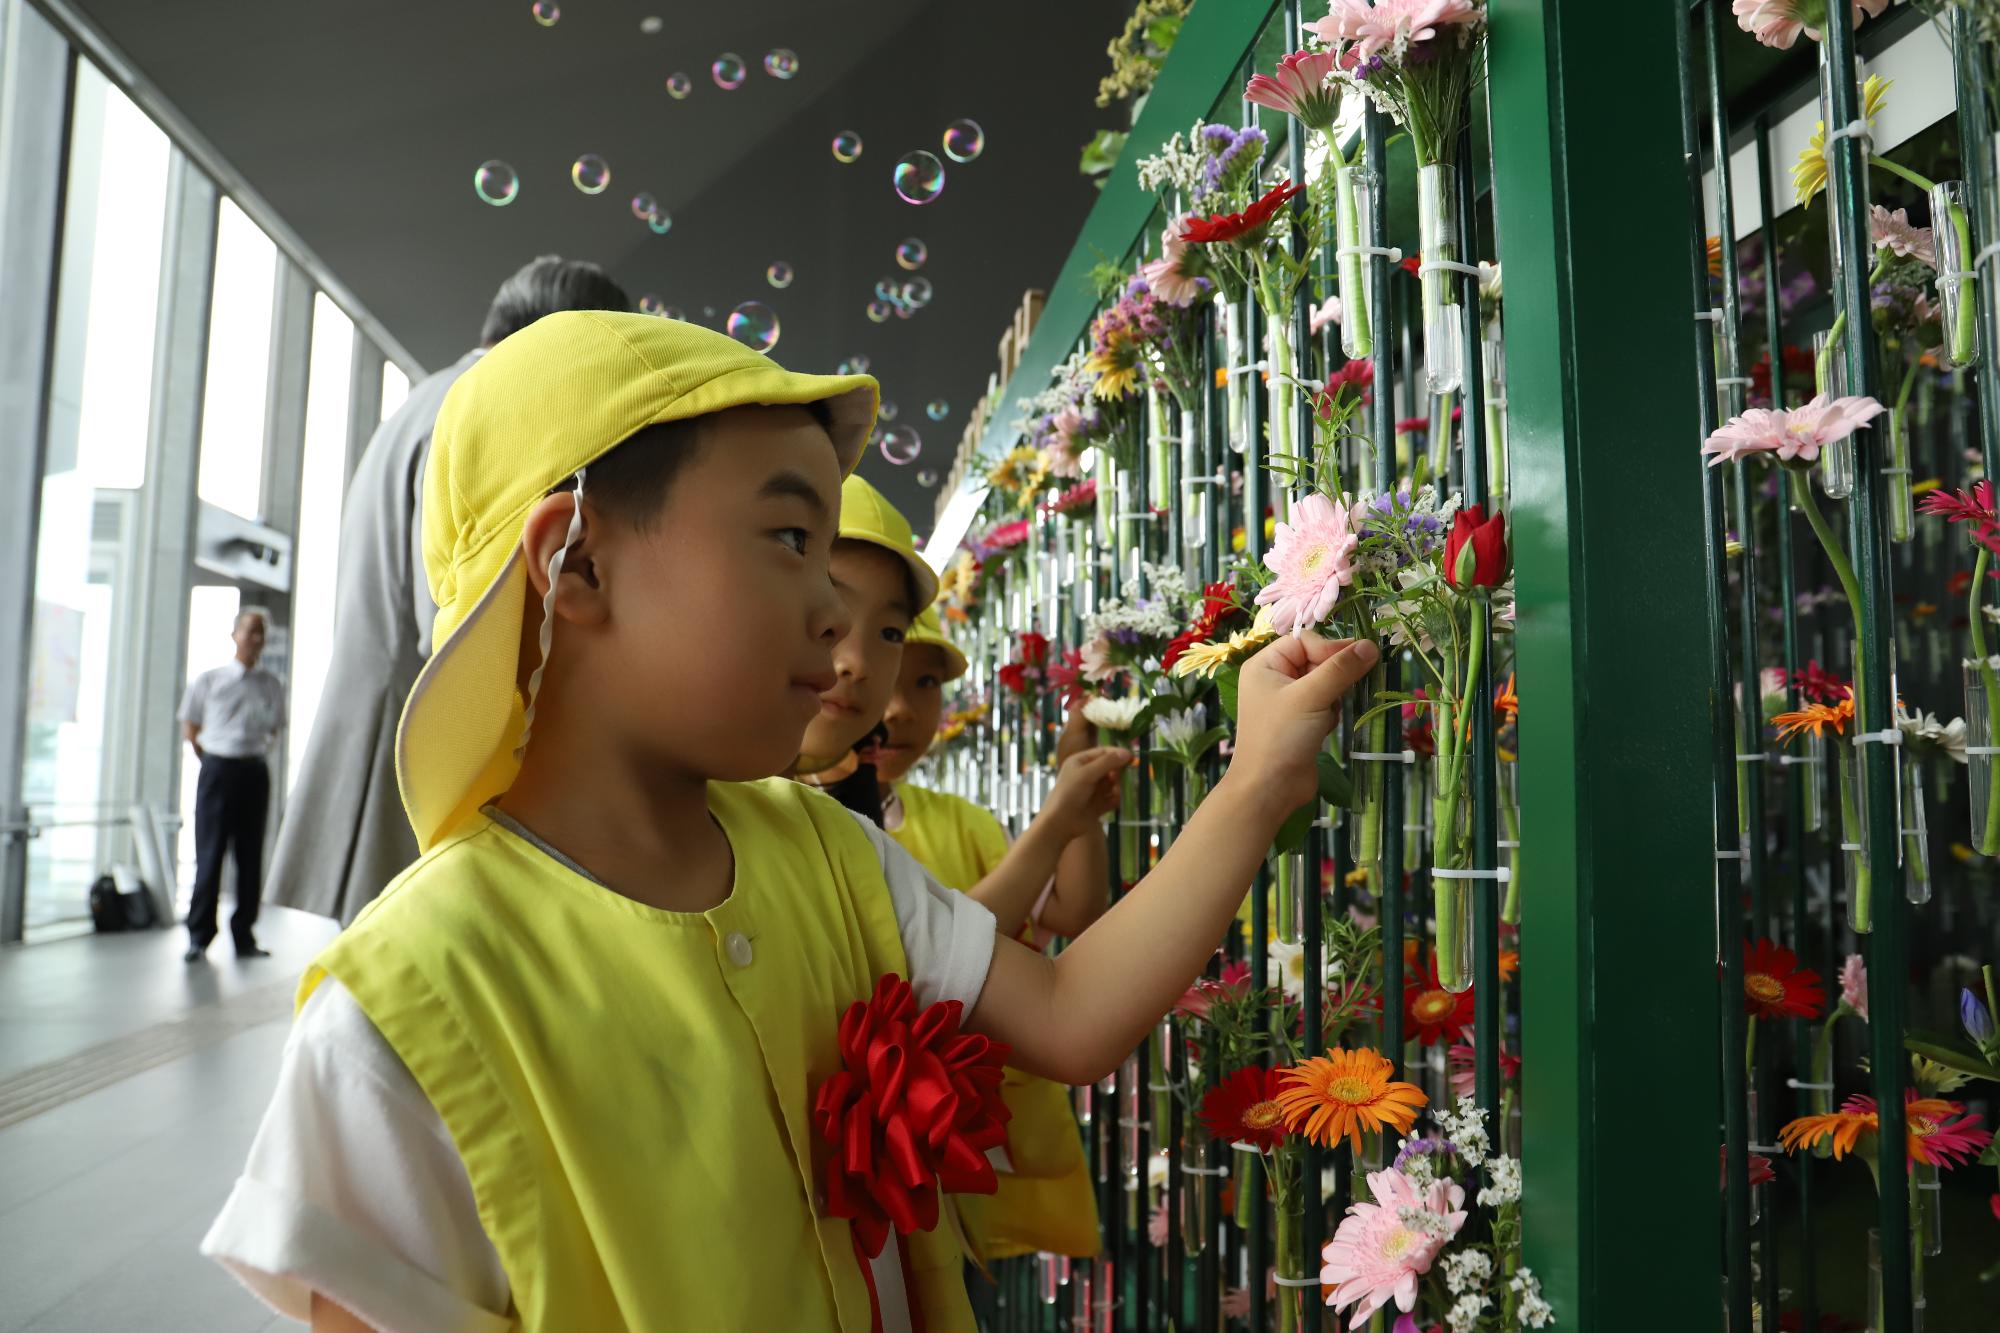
[1054,703,1093,765]
[1228,632,1378,810]
[1044,747,1130,838]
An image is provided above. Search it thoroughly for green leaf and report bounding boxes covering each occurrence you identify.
[1217,663,1243,722]
[1904,1031,2000,1083]
[1079,129,1127,180]
[1143,15,1183,49]
[1270,799,1315,859]
[1317,751,1355,808]
[1191,727,1231,762]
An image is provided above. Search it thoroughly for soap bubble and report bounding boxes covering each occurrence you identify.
[531,2,559,26]
[712,53,747,90]
[917,469,939,487]
[878,425,921,465]
[893,151,946,205]
[894,303,916,320]
[639,15,663,34]
[630,191,659,222]
[571,154,610,194]
[663,305,685,321]
[926,400,949,421]
[895,238,928,271]
[665,72,692,99]
[902,276,933,308]
[647,211,672,234]
[638,294,666,316]
[942,119,985,163]
[831,131,863,163]
[766,261,794,289]
[838,355,871,375]
[473,160,518,206]
[726,301,780,352]
[874,277,901,302]
[880,401,899,421]
[866,300,893,323]
[763,49,799,79]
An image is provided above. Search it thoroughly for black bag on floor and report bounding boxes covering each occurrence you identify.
[88,875,127,933]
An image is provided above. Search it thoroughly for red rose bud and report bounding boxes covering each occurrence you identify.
[1444,505,1508,588]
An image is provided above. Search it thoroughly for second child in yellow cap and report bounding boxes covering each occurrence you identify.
[202,308,1382,1333]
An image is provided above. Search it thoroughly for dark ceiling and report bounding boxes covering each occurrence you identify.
[68,0,1132,531]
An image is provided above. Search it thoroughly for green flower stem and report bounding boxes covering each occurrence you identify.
[1814,256,1891,390]
[1432,627,1485,993]
[1274,1186,1307,1333]
[1234,1149,1259,1230]
[1747,1014,1759,1082]
[1790,471,1878,922]
[1334,159,1372,358]
[1968,544,2000,855]
[1427,390,1455,485]
[1868,155,1937,196]
[1276,852,1296,943]
[1500,793,1523,925]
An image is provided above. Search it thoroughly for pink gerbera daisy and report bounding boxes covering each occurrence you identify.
[1140,220,1207,308]
[1244,49,1342,133]
[1734,0,1888,49]
[1310,0,1483,64]
[1321,1168,1466,1328]
[1701,393,1886,468]
[1870,205,1937,268]
[1839,952,1869,1021]
[1255,492,1359,635]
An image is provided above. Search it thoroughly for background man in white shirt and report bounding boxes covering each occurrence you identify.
[179,610,287,961]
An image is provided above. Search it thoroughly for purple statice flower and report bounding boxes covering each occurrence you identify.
[1196,124,1267,203]
[1359,491,1445,566]
[1108,626,1142,647]
[1392,1136,1445,1170]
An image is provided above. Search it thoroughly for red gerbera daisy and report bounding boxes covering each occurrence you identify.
[1180,182,1304,247]
[1739,938,1825,1021]
[1791,660,1851,705]
[1198,1064,1292,1153]
[1403,963,1474,1046]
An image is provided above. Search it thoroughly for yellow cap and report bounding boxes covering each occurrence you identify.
[904,606,968,680]
[398,310,879,853]
[837,473,940,611]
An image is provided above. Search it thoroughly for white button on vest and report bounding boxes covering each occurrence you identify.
[725,931,754,968]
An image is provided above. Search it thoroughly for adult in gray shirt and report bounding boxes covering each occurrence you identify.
[180,611,286,960]
[268,256,629,923]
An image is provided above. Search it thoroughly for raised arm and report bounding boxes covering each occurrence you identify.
[964,746,1126,936]
[1035,707,1112,939]
[967,634,1378,1085]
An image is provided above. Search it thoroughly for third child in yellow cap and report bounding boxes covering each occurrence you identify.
[878,607,1107,1266]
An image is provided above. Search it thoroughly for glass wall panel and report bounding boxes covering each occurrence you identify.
[380,362,410,420]
[174,585,244,896]
[23,59,172,936]
[196,198,276,519]
[288,293,353,787]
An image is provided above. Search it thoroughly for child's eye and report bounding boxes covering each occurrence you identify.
[917,674,941,689]
[882,626,906,644]
[774,528,809,554]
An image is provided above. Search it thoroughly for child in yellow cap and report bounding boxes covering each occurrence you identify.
[878,608,1107,1266]
[200,311,1378,1333]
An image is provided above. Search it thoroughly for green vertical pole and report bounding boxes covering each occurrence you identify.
[1820,14,1912,1329]
[1367,104,1408,1080]
[1700,13,1783,1325]
[1451,117,1503,1129]
[1677,10,1752,1330]
[1488,1,1723,1326]
[1755,114,1819,1333]
[1951,10,2000,484]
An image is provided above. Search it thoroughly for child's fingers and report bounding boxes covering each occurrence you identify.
[1290,638,1379,712]
[1067,748,1132,783]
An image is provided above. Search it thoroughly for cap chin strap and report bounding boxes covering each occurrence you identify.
[517,467,586,759]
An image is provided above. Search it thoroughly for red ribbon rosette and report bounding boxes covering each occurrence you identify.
[813,973,1012,1259]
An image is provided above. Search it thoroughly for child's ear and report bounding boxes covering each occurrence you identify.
[520,493,609,626]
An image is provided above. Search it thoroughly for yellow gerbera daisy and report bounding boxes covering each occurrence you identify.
[1795,74,1892,207]
[1273,1048,1427,1152]
[1169,638,1238,680]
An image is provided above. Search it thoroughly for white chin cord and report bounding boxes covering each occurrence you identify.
[517,467,586,759]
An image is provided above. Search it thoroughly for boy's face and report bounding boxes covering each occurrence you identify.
[877,643,948,784]
[797,541,913,770]
[581,406,851,780]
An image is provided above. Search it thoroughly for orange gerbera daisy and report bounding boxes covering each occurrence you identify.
[1499,948,1520,983]
[1706,234,1723,279]
[1273,1048,1427,1151]
[1780,1092,1993,1167]
[1773,696,1855,743]
[1494,673,1519,726]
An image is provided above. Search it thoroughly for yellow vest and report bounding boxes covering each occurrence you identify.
[302,779,972,1331]
[887,783,1103,1260]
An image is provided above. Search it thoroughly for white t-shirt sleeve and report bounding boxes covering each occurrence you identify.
[178,671,208,726]
[201,980,512,1333]
[845,809,997,1014]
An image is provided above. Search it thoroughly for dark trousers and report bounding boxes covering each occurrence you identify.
[187,756,270,950]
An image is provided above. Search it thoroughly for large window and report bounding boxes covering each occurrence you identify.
[174,585,244,894]
[380,362,410,420]
[22,60,172,935]
[196,198,277,519]
[287,293,354,787]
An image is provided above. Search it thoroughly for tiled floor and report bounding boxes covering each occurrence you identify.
[0,909,338,1332]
